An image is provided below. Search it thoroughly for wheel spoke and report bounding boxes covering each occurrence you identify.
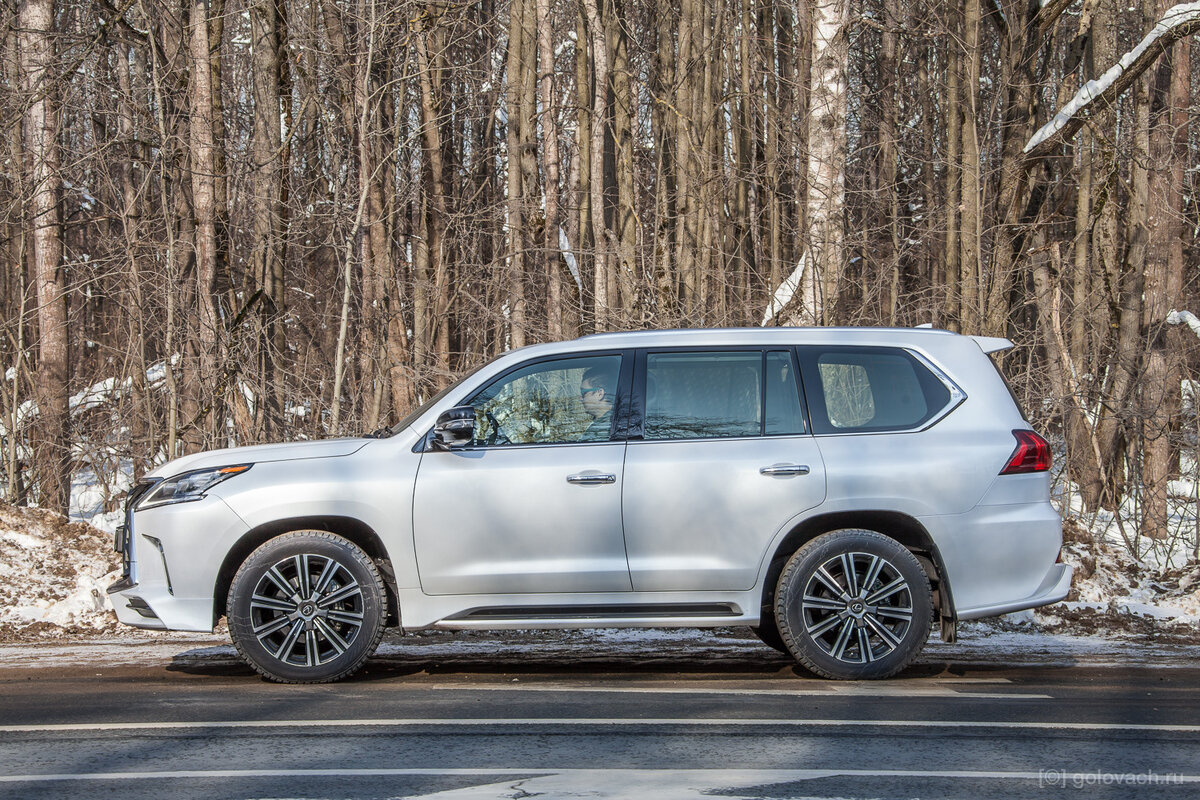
[874,605,913,620]
[273,619,305,661]
[830,618,856,660]
[318,582,362,608]
[295,555,311,598]
[313,557,338,595]
[858,627,874,663]
[860,555,884,594]
[326,609,365,625]
[802,594,845,612]
[806,613,844,637]
[314,617,351,654]
[814,566,848,598]
[864,614,903,652]
[840,553,859,596]
[250,594,295,613]
[252,614,292,638]
[305,629,319,667]
[265,566,298,600]
[866,577,907,605]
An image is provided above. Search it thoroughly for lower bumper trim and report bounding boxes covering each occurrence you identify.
[957,563,1073,621]
[106,576,136,595]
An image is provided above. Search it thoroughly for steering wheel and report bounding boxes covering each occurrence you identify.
[485,411,510,446]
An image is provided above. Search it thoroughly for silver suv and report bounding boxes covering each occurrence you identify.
[109,328,1070,682]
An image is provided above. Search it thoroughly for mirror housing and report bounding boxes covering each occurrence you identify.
[432,405,476,450]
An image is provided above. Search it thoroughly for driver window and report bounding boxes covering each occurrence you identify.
[466,355,623,446]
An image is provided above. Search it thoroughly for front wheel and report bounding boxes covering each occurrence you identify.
[774,529,933,679]
[227,531,388,683]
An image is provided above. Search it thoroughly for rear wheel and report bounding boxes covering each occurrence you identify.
[227,531,387,683]
[774,529,932,679]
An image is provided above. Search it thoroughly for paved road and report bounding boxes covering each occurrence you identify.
[0,630,1197,799]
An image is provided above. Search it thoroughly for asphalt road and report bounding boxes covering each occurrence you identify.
[0,630,1198,799]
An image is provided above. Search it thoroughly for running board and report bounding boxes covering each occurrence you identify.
[449,603,741,622]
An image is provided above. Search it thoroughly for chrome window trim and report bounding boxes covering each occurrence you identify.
[804,346,967,437]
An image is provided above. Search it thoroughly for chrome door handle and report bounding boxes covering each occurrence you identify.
[759,464,810,477]
[567,473,617,485]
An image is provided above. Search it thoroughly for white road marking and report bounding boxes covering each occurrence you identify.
[0,717,1195,734]
[0,766,1197,792]
[405,681,1048,699]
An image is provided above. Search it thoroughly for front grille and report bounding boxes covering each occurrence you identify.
[118,479,158,579]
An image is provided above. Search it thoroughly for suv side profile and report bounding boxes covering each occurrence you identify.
[109,328,1070,682]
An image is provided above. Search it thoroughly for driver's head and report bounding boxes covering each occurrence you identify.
[580,363,618,419]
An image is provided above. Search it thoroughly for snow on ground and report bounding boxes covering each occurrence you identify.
[0,504,121,639]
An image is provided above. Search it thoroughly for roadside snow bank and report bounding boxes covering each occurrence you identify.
[990,516,1200,638]
[0,503,120,638]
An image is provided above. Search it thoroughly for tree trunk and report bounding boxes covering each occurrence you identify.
[536,0,564,339]
[184,0,223,451]
[20,0,69,512]
[804,0,849,325]
[1140,0,1188,539]
[583,0,612,331]
[958,0,982,333]
[251,0,286,438]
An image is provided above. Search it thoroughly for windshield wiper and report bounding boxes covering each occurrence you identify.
[362,426,396,439]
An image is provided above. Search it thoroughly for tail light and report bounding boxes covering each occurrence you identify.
[1000,429,1051,474]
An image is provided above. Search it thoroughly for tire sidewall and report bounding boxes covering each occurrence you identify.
[775,529,933,680]
[228,532,386,683]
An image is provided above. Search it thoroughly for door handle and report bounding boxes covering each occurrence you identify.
[759,464,810,477]
[567,473,617,485]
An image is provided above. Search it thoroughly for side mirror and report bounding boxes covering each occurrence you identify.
[432,405,476,450]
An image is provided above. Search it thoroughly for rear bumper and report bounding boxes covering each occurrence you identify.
[956,562,1073,620]
[920,495,1067,617]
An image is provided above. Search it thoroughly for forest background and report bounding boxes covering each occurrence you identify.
[2,0,1199,561]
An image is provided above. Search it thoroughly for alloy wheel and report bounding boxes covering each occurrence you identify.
[249,553,366,667]
[800,551,914,664]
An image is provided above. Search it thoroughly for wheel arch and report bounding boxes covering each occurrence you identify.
[213,515,400,627]
[760,510,956,641]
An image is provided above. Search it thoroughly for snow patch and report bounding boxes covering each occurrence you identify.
[1025,3,1200,154]
[761,253,808,326]
[1168,309,1200,339]
[0,504,121,637]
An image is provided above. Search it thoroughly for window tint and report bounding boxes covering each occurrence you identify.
[764,351,806,435]
[467,355,622,445]
[803,347,952,433]
[645,352,762,439]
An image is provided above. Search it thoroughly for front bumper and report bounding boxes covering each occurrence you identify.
[108,493,250,632]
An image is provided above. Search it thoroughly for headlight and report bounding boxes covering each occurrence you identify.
[137,464,252,509]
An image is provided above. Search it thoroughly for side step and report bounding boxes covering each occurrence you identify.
[453,603,740,621]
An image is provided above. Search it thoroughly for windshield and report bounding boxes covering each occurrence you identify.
[387,363,488,435]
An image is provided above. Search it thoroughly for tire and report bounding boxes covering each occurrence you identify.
[227,531,388,683]
[774,529,933,680]
[751,616,790,655]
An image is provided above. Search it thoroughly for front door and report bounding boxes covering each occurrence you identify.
[412,353,633,595]
[621,349,827,591]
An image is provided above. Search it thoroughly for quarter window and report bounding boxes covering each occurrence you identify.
[802,347,952,434]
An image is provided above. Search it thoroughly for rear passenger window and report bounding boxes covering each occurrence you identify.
[644,352,762,439]
[801,347,953,434]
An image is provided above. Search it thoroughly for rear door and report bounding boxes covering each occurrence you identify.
[620,348,827,592]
